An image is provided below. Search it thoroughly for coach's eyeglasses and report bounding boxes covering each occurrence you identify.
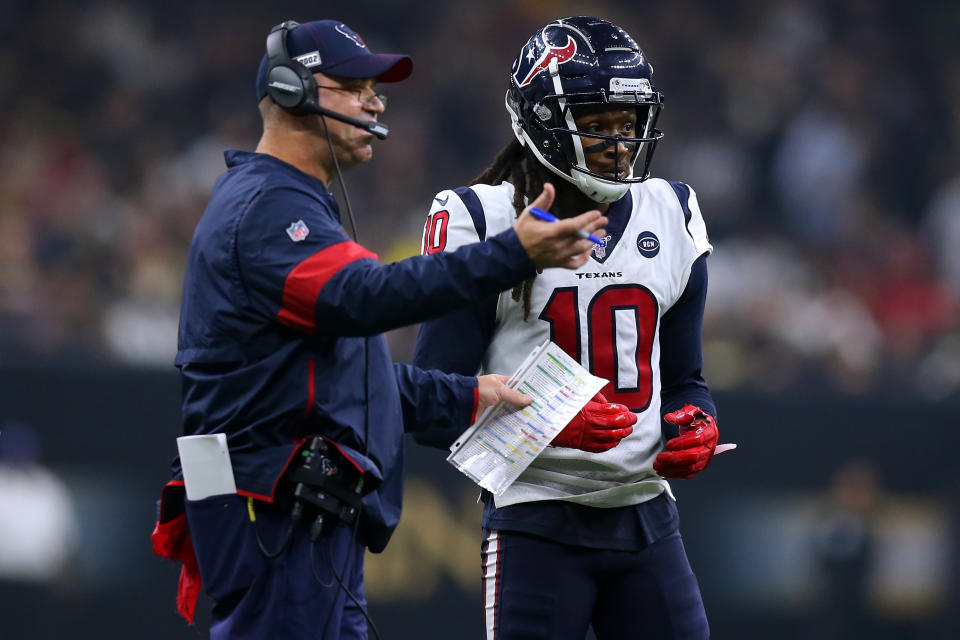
[317,85,388,108]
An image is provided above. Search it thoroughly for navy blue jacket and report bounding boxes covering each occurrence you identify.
[167,150,536,552]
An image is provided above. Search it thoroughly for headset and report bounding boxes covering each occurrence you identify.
[265,20,389,139]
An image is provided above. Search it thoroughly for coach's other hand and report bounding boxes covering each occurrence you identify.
[515,183,607,269]
[476,374,532,418]
[551,392,636,453]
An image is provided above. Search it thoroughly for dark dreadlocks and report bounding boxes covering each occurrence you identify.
[471,139,555,319]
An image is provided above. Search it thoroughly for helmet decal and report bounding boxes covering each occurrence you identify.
[516,34,577,87]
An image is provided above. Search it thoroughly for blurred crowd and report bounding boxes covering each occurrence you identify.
[1,0,957,397]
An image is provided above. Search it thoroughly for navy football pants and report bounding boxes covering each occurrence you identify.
[185,494,368,640]
[481,529,709,640]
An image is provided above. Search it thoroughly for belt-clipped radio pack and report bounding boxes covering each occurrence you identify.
[284,436,368,539]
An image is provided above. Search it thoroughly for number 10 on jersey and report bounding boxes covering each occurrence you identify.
[539,284,658,411]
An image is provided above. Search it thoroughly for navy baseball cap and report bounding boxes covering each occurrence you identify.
[255,20,413,101]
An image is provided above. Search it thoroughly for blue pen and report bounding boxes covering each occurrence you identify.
[529,207,606,246]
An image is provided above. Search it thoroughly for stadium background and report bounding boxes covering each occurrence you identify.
[0,0,957,638]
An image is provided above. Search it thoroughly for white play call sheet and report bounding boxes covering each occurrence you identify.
[447,340,607,495]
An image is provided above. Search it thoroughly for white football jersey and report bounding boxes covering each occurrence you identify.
[421,179,712,508]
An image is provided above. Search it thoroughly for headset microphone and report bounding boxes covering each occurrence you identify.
[309,105,390,140]
[311,104,389,139]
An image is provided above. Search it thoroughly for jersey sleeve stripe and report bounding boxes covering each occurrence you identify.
[277,241,378,333]
[454,186,487,241]
[667,181,695,239]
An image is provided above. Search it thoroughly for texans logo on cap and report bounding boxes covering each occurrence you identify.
[335,24,366,48]
[516,33,577,87]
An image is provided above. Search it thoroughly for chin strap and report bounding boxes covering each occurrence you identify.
[505,92,527,146]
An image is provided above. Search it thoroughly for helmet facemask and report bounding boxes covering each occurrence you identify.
[508,87,664,203]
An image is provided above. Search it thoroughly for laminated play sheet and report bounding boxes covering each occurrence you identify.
[447,340,607,495]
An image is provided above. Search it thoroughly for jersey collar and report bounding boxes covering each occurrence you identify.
[591,189,633,264]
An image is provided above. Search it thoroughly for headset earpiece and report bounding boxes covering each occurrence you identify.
[265,21,319,115]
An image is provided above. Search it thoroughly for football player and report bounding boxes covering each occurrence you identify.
[413,16,726,640]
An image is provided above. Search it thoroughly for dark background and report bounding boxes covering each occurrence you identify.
[1,0,958,638]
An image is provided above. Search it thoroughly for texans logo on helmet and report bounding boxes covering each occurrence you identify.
[517,34,577,87]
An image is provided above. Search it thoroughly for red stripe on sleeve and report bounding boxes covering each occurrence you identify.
[470,385,480,424]
[277,241,378,333]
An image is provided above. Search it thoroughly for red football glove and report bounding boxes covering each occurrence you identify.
[551,393,637,453]
[653,404,719,479]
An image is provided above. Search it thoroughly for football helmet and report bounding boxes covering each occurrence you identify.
[506,16,664,203]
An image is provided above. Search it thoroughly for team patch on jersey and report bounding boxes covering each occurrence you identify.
[636,231,660,257]
[286,220,310,242]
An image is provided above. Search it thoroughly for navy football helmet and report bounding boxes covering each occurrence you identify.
[506,17,664,203]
